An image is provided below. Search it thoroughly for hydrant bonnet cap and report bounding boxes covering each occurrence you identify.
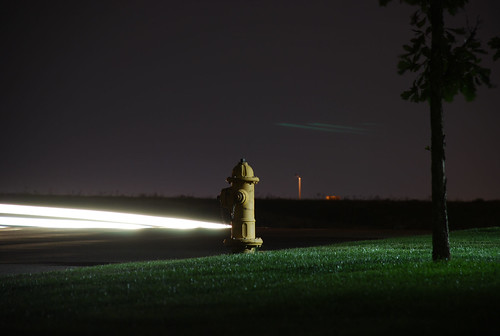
[227,159,259,183]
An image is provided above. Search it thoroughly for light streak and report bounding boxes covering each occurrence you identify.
[0,204,230,230]
[0,217,146,230]
[307,123,367,134]
[276,122,368,135]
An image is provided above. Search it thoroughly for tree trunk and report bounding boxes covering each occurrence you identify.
[430,0,451,261]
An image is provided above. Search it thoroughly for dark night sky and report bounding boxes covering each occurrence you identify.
[1,1,499,200]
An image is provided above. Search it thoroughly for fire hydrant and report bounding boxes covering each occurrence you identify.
[219,158,263,253]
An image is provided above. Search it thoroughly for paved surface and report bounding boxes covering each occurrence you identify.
[0,226,429,276]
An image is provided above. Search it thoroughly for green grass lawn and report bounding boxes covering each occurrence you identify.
[1,227,499,335]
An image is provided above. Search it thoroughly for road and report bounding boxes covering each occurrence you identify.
[0,226,428,276]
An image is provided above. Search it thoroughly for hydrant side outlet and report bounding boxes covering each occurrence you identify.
[220,159,263,253]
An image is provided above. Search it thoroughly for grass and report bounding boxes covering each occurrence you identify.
[1,227,499,335]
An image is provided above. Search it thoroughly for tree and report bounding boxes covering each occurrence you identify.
[380,0,499,260]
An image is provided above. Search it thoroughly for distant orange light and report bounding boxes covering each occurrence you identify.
[295,174,302,200]
[325,195,341,200]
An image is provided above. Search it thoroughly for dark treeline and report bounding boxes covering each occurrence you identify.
[0,194,498,230]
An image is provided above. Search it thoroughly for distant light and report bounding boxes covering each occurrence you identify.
[325,195,341,200]
[0,204,230,230]
[295,174,302,200]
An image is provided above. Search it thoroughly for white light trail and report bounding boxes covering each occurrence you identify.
[0,216,146,230]
[0,204,230,230]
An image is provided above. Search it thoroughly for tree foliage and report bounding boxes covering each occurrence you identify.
[489,36,500,61]
[380,0,497,103]
[380,0,498,261]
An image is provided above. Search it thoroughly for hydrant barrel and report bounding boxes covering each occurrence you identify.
[220,158,263,253]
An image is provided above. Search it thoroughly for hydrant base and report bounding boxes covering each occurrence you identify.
[223,237,263,253]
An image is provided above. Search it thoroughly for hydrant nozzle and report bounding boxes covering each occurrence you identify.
[219,158,263,253]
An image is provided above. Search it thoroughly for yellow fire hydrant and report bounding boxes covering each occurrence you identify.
[219,158,263,253]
